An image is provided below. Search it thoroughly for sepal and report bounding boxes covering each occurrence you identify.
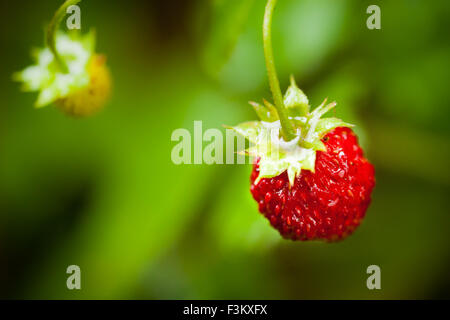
[14,31,96,108]
[315,118,354,138]
[228,121,262,143]
[249,102,277,122]
[231,78,355,186]
[284,76,309,117]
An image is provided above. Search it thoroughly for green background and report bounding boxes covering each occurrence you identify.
[0,0,449,299]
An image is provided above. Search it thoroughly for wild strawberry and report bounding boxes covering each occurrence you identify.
[230,0,375,241]
[250,127,375,241]
[14,0,111,117]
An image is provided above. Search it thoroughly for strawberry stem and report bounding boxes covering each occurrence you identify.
[46,0,82,73]
[263,0,296,141]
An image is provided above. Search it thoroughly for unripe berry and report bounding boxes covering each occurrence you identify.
[55,54,111,117]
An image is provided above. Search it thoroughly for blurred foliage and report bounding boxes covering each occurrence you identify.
[0,0,449,299]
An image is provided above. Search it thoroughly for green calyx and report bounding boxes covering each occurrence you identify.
[13,31,96,108]
[229,0,353,186]
[13,0,95,108]
[232,78,353,186]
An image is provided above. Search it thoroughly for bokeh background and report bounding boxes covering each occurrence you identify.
[0,0,449,299]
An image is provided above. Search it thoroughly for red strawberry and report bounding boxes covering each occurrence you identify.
[230,0,375,242]
[250,127,375,241]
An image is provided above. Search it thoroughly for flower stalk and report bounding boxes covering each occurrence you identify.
[46,0,82,73]
[263,0,296,141]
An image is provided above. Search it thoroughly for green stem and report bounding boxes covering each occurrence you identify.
[263,0,296,141]
[46,0,82,73]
